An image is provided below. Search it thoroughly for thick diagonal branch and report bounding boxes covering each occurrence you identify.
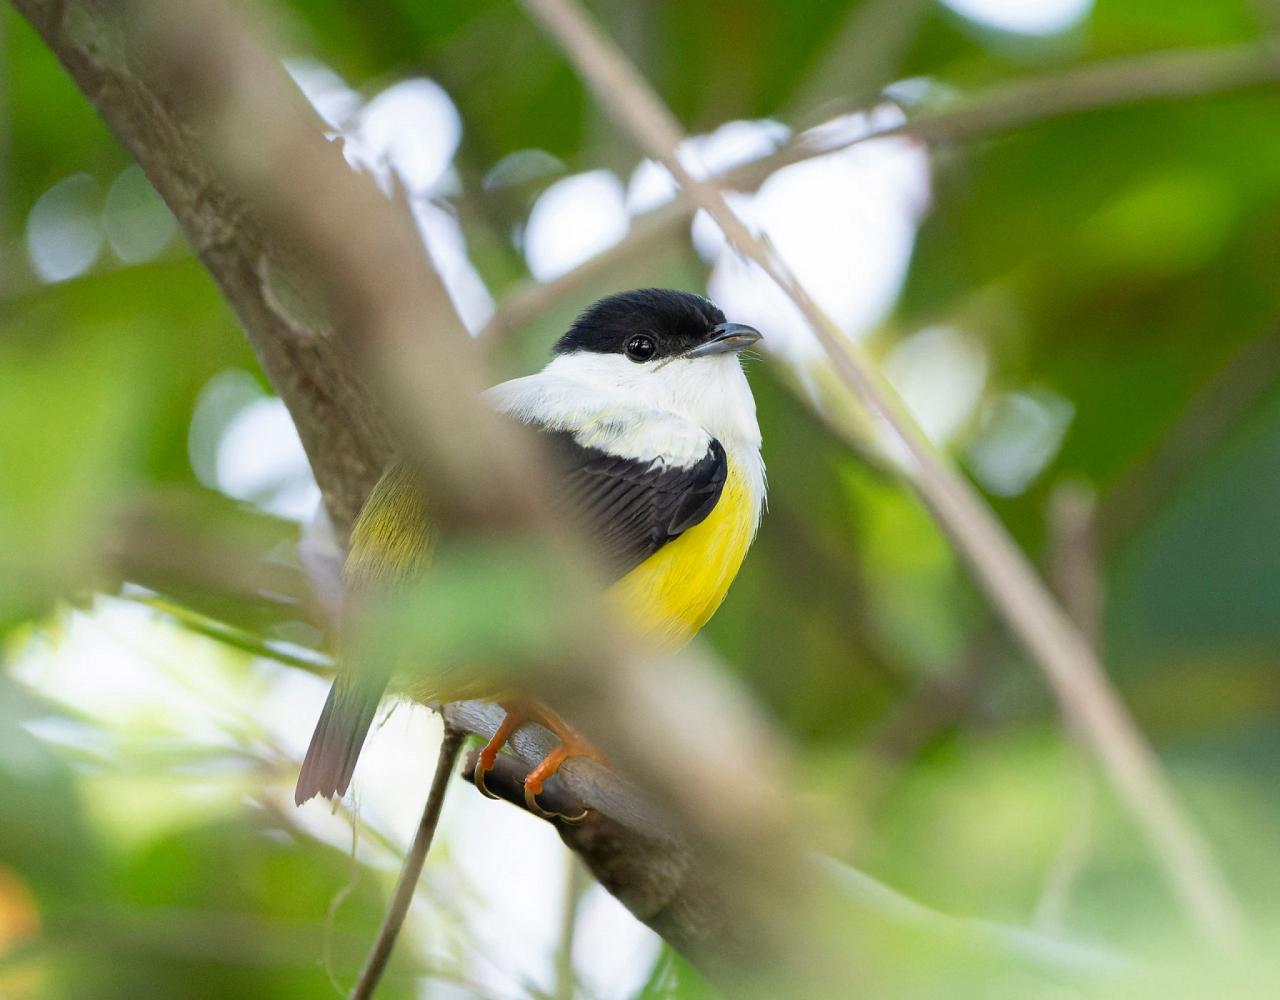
[10,0,828,984]
[10,0,395,537]
[518,0,1244,948]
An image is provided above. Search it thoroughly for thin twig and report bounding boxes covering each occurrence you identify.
[784,0,929,126]
[479,41,1280,350]
[1034,483,1102,932]
[1101,325,1280,550]
[518,0,1244,947]
[791,40,1280,160]
[349,727,464,1000]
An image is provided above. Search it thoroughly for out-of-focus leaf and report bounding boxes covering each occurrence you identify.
[0,675,96,898]
[0,320,145,626]
[50,816,418,1000]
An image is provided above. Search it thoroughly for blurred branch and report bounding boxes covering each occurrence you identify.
[480,40,1280,351]
[36,906,386,971]
[1101,325,1280,550]
[1250,0,1280,38]
[0,14,12,300]
[1048,483,1103,651]
[815,40,1280,152]
[455,735,1126,985]
[853,634,994,849]
[11,0,848,986]
[518,0,1245,948]
[1035,483,1102,932]
[8,0,396,539]
[105,491,323,625]
[784,0,929,127]
[142,599,333,677]
[476,201,685,347]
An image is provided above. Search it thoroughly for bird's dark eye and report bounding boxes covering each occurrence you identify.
[625,335,657,362]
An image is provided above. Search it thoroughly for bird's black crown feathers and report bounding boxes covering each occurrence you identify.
[553,288,727,360]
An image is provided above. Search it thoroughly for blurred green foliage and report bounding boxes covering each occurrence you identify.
[4,0,1280,996]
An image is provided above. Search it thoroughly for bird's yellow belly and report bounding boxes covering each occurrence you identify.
[606,460,756,651]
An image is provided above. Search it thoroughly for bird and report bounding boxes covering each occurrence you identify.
[294,288,766,815]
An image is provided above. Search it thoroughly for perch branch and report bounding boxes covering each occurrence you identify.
[453,720,1126,985]
[518,0,1244,947]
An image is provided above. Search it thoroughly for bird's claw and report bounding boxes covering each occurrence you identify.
[523,780,590,825]
[473,755,500,799]
[522,781,555,819]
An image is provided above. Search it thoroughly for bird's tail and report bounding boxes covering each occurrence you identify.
[296,461,431,805]
[294,676,383,804]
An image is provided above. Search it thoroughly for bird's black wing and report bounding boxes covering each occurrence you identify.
[544,429,728,578]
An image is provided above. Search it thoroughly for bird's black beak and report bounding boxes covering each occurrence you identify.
[686,322,763,358]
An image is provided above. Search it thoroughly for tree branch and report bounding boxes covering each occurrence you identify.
[11,0,834,983]
[13,0,1232,984]
[452,723,1126,986]
[9,0,396,539]
[518,0,1245,948]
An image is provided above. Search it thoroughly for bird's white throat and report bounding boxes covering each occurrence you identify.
[486,348,766,512]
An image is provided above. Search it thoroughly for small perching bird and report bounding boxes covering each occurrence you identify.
[295,289,766,814]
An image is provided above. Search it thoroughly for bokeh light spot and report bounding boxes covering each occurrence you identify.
[940,0,1093,36]
[967,388,1075,497]
[524,170,629,282]
[189,370,320,522]
[884,326,989,446]
[103,164,177,264]
[26,173,103,283]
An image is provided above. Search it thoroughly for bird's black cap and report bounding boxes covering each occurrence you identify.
[553,288,728,360]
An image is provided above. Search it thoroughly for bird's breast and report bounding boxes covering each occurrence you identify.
[606,454,760,650]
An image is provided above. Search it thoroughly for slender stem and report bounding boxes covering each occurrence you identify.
[792,40,1280,159]
[480,41,1280,350]
[1034,484,1101,931]
[138,597,334,676]
[349,728,464,1000]
[554,853,585,1000]
[518,0,1245,947]
[784,0,928,125]
[1101,325,1280,549]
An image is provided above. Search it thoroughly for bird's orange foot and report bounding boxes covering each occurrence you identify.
[522,734,605,823]
[472,700,604,823]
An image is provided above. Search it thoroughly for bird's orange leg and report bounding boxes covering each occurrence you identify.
[473,699,605,821]
[473,703,529,800]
